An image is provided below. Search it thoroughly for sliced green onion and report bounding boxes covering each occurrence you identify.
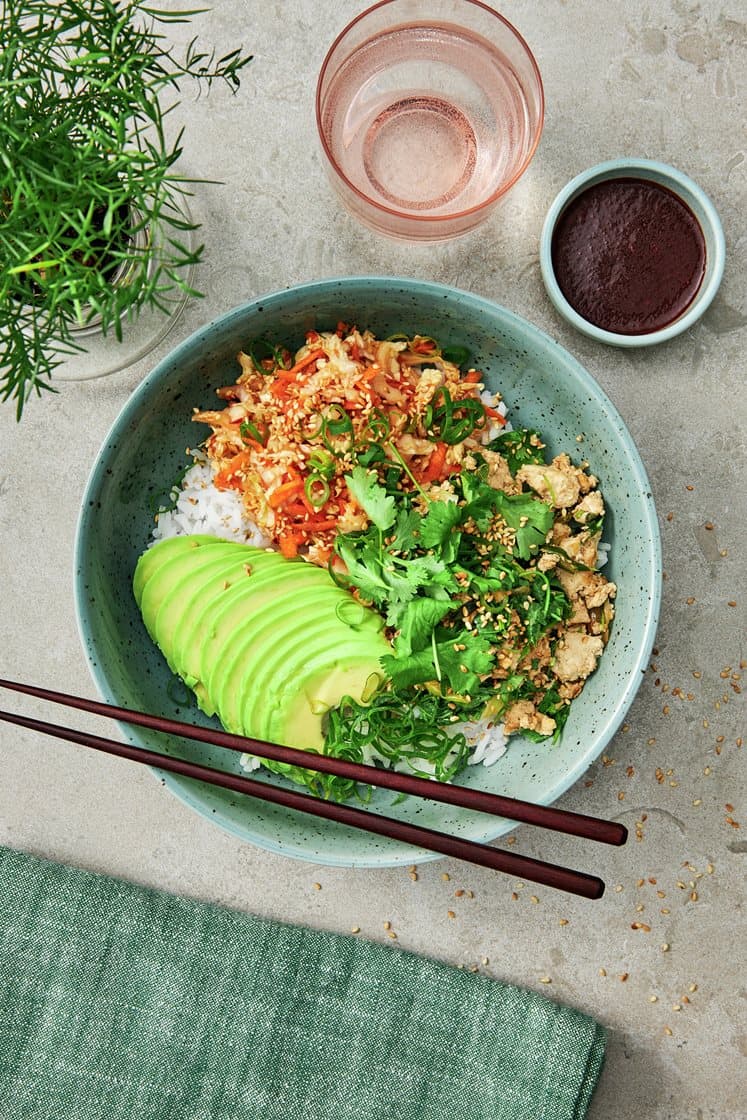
[335,598,367,630]
[304,474,330,508]
[441,344,471,366]
[247,338,289,374]
[324,404,354,436]
[366,407,391,441]
[240,419,268,445]
[300,411,325,439]
[307,448,335,478]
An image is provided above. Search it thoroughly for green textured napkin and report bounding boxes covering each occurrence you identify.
[0,846,605,1120]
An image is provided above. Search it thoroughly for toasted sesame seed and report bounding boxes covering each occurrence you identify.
[350,926,361,934]
[447,910,456,919]
[599,968,607,977]
[559,918,569,927]
[649,995,658,1003]
[388,931,397,940]
[312,882,321,891]
[383,921,391,930]
[664,1026,673,1036]
[661,943,670,952]
[619,973,629,982]
[441,873,450,882]
[539,976,552,984]
[530,895,539,904]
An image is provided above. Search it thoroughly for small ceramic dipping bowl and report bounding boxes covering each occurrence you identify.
[539,158,725,347]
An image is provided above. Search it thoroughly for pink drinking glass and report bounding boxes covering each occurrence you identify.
[316,0,544,241]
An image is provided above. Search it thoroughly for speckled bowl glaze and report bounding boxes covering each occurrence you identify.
[539,159,725,347]
[75,277,662,868]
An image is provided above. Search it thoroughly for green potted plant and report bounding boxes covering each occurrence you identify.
[0,0,252,417]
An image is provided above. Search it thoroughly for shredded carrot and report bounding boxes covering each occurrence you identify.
[278,533,300,558]
[484,406,507,425]
[421,441,448,484]
[268,478,305,509]
[214,450,253,490]
[275,348,326,381]
[463,370,482,383]
[301,518,339,532]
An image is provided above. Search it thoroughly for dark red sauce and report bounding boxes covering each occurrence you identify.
[551,177,706,335]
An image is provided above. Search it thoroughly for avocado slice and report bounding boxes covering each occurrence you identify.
[206,587,353,731]
[193,562,337,690]
[233,608,385,740]
[236,608,388,747]
[163,549,286,672]
[133,533,233,607]
[133,538,392,773]
[265,657,385,751]
[138,539,247,638]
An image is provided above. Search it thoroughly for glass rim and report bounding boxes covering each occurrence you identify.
[315,0,545,225]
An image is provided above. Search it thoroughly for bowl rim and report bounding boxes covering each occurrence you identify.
[315,0,545,225]
[74,275,662,867]
[539,158,726,348]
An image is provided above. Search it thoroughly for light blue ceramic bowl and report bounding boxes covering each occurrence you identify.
[75,277,662,867]
[539,159,725,347]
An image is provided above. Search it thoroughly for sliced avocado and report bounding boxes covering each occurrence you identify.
[265,656,385,750]
[237,613,389,746]
[193,563,338,689]
[134,538,392,772]
[207,588,353,732]
[212,594,378,732]
[138,540,249,641]
[162,549,285,671]
[133,533,232,607]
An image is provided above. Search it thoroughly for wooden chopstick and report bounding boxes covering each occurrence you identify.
[0,679,626,847]
[0,704,605,898]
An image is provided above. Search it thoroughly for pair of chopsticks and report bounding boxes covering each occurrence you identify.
[0,678,626,898]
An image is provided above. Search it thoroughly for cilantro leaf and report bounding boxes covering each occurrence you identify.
[382,626,493,696]
[419,499,462,549]
[333,536,389,605]
[434,629,494,694]
[393,596,452,657]
[344,466,396,530]
[492,491,554,560]
[389,507,421,552]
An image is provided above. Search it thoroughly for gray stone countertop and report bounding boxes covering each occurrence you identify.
[0,2,744,1117]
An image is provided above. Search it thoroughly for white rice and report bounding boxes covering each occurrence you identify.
[152,454,271,548]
